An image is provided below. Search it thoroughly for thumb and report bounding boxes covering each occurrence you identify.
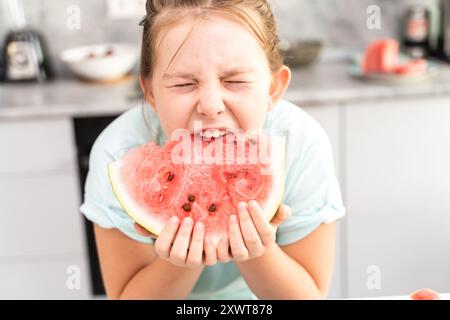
[270,204,291,227]
[134,223,157,238]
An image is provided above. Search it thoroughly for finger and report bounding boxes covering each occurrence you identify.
[228,214,249,261]
[270,204,292,227]
[217,236,232,263]
[134,223,157,238]
[238,202,264,257]
[170,217,194,266]
[248,200,276,246]
[186,222,205,268]
[204,236,218,266]
[154,216,180,259]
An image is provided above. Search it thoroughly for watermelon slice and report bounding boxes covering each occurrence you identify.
[362,39,399,74]
[108,130,285,246]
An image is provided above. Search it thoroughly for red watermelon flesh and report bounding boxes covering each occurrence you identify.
[410,288,440,300]
[362,39,399,74]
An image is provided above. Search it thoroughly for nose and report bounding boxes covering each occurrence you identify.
[196,85,226,119]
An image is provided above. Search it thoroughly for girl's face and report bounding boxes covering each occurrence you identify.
[142,15,290,138]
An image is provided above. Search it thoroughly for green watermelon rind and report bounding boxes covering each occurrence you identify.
[108,160,166,237]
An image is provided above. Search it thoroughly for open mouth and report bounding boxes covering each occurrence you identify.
[195,127,233,139]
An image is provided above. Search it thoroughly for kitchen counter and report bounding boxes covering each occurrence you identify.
[2,55,450,119]
[286,58,450,105]
[354,292,450,300]
[0,79,140,119]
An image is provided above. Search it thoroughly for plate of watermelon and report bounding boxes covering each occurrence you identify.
[348,38,439,84]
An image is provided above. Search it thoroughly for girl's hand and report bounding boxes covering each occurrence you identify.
[226,201,291,262]
[133,217,221,268]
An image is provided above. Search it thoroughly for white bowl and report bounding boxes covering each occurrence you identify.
[60,43,139,82]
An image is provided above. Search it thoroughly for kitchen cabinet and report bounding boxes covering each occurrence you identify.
[0,257,90,299]
[344,96,450,298]
[302,96,450,299]
[300,104,346,299]
[0,117,90,299]
[301,104,343,181]
[0,118,76,174]
[0,173,85,257]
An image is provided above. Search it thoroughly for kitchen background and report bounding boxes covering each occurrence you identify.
[1,0,450,300]
[0,0,441,77]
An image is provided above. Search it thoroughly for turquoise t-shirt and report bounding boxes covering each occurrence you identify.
[80,99,346,299]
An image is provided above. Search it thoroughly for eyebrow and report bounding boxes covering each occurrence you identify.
[163,72,196,80]
[163,68,256,80]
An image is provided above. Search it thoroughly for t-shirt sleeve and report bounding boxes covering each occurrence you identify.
[276,123,346,246]
[79,138,155,244]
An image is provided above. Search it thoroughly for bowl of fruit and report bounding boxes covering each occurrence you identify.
[60,43,138,83]
[279,39,323,68]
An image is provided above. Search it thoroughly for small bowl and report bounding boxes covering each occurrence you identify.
[60,43,138,82]
[280,40,323,68]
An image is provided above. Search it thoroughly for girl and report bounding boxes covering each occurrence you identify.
[80,0,346,300]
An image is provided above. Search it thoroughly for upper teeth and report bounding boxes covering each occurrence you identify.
[201,129,226,138]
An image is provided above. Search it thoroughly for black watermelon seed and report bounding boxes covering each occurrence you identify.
[167,172,175,181]
[226,172,238,179]
[208,203,217,212]
[249,138,257,145]
[182,203,191,212]
[188,194,195,202]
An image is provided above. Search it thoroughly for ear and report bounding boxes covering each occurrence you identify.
[268,65,291,111]
[139,76,156,111]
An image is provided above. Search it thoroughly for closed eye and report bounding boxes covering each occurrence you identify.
[172,83,195,88]
[224,81,251,90]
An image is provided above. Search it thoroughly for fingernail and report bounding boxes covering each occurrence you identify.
[249,200,258,208]
[238,202,247,210]
[230,215,238,224]
[170,216,179,225]
[195,222,203,233]
[184,217,193,226]
[285,205,292,216]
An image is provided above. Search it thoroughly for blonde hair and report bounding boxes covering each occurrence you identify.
[139,0,284,78]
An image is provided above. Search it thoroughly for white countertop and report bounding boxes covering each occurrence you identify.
[353,292,450,300]
[0,79,140,119]
[286,59,450,105]
[2,54,450,120]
